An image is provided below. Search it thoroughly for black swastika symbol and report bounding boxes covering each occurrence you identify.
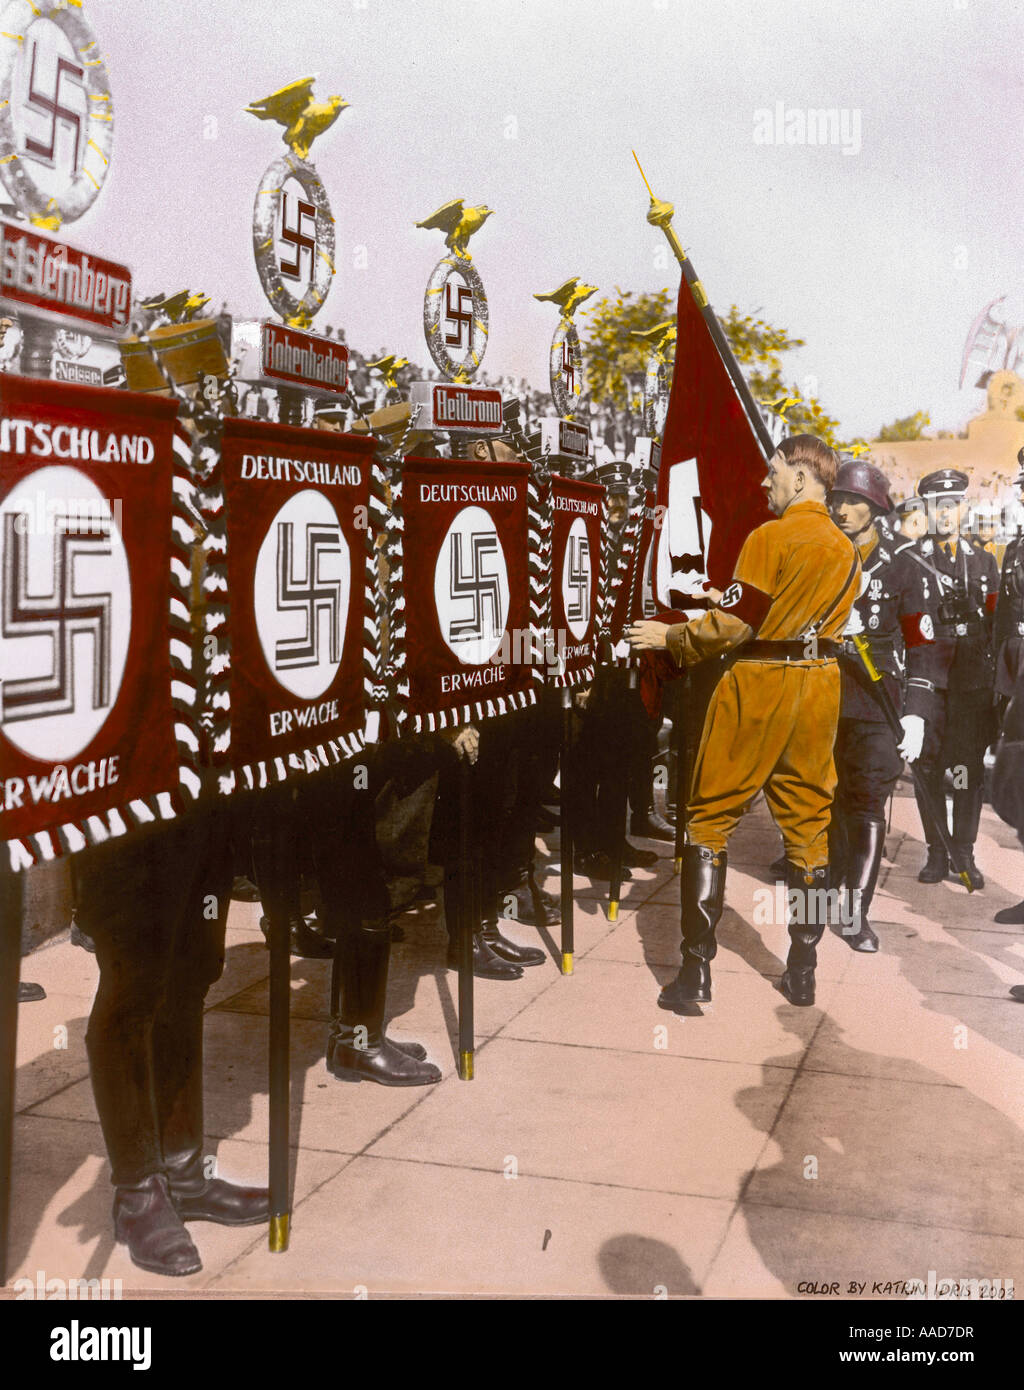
[448,532,502,643]
[2,514,112,723]
[22,41,85,172]
[566,534,590,623]
[279,192,317,281]
[274,521,342,670]
[444,283,474,350]
[561,340,576,395]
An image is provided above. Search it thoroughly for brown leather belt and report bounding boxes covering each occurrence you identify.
[735,639,843,662]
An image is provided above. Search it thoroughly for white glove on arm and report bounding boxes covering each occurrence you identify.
[898,714,925,763]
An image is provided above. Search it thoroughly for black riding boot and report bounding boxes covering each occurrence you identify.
[327,921,441,1085]
[781,864,829,1006]
[658,845,726,1010]
[840,817,885,952]
[915,763,950,882]
[951,782,985,888]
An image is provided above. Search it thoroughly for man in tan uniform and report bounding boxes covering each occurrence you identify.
[629,434,859,1008]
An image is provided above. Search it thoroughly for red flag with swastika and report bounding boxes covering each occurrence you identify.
[654,276,772,608]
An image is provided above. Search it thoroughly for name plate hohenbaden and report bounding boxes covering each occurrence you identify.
[231,319,349,395]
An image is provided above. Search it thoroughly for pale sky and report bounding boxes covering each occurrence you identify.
[68,0,1024,439]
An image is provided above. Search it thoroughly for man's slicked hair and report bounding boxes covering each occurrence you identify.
[778,433,839,490]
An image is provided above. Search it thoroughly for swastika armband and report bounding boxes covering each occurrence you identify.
[718,579,772,633]
[900,612,935,647]
[986,592,998,614]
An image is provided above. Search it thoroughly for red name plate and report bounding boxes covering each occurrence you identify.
[0,221,132,334]
[261,321,349,393]
[408,380,504,433]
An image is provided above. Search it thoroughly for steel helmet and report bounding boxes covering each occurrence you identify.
[833,458,893,513]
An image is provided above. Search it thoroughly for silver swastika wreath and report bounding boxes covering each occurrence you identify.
[252,153,335,328]
[549,319,583,417]
[0,0,114,227]
[642,347,672,437]
[423,255,489,381]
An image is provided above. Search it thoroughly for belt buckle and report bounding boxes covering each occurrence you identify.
[955,623,968,637]
[1017,621,1024,636]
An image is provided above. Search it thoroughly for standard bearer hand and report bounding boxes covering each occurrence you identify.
[448,725,480,764]
[898,714,925,763]
[627,621,671,651]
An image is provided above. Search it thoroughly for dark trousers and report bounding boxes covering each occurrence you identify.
[830,716,902,878]
[431,715,522,926]
[916,686,994,852]
[568,669,658,856]
[73,806,233,1187]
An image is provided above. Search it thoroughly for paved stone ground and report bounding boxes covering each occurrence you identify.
[5,783,1023,1300]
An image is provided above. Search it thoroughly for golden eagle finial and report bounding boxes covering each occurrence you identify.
[245,77,349,160]
[366,355,410,391]
[631,320,677,356]
[140,290,210,324]
[415,199,494,260]
[533,277,599,320]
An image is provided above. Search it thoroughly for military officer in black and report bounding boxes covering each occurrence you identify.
[829,460,948,950]
[992,448,1024,924]
[994,448,1024,703]
[902,469,999,887]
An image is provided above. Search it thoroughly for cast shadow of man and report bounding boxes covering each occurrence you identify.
[730,1008,1024,1295]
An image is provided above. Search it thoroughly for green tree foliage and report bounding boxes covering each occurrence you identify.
[582,287,675,414]
[875,410,931,442]
[582,290,865,452]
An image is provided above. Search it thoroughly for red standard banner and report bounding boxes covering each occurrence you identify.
[0,377,194,870]
[549,474,604,687]
[393,457,536,729]
[608,487,660,656]
[216,417,375,790]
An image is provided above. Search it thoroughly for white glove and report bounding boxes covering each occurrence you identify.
[898,714,925,763]
[843,605,865,636]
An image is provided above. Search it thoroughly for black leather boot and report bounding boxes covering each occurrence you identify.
[259,912,334,959]
[444,875,524,979]
[446,927,525,980]
[951,784,985,888]
[630,810,676,842]
[915,763,950,882]
[781,864,829,1006]
[918,845,949,883]
[840,817,884,952]
[328,919,441,1085]
[658,845,726,1010]
[113,1173,202,1277]
[166,1152,269,1227]
[481,920,545,967]
[622,839,659,868]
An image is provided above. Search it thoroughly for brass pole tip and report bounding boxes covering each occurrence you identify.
[459,1050,474,1080]
[561,952,574,975]
[608,901,619,922]
[960,872,974,893]
[269,1213,290,1252]
[674,858,683,875]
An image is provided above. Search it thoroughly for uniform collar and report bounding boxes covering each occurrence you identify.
[783,499,829,517]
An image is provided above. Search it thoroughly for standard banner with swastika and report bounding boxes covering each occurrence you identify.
[549,474,604,688]
[0,376,197,871]
[391,456,536,730]
[607,485,660,664]
[216,417,376,791]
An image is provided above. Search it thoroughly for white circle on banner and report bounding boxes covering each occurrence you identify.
[253,488,349,700]
[434,505,509,665]
[0,465,130,761]
[561,515,592,641]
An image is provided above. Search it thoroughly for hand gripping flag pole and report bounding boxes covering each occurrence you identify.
[851,635,975,892]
